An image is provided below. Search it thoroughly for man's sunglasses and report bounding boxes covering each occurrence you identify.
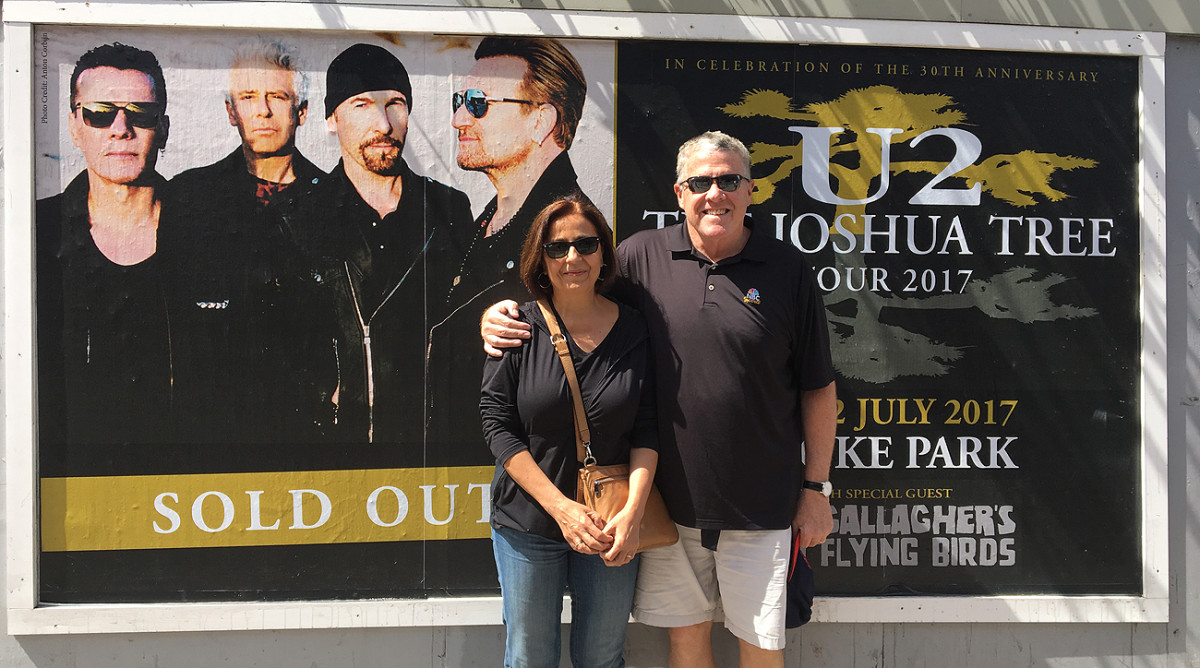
[73,101,163,129]
[452,89,534,119]
[542,236,601,259]
[680,174,749,193]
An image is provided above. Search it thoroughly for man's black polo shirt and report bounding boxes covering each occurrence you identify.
[616,222,835,531]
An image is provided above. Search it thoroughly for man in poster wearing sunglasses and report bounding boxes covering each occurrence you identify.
[36,42,176,449]
[424,36,591,464]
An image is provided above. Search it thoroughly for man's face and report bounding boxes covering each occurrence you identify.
[674,148,753,242]
[326,90,408,176]
[452,56,541,173]
[68,66,164,187]
[226,64,306,157]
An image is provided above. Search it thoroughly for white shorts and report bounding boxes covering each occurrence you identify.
[631,524,790,651]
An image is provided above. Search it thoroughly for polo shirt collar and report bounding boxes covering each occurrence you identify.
[665,219,769,264]
[665,221,694,254]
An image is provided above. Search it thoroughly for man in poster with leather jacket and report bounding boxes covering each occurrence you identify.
[37,42,177,450]
[425,36,592,464]
[168,39,335,444]
[294,43,471,449]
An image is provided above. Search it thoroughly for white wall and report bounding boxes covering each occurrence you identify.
[2,4,1198,666]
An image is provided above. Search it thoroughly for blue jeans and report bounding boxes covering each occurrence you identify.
[492,526,639,668]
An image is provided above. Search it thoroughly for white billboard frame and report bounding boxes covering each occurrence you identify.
[3,0,1167,634]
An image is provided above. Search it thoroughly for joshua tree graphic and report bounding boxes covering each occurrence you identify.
[721,86,1099,383]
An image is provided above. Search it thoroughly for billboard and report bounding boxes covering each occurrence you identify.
[5,7,1164,629]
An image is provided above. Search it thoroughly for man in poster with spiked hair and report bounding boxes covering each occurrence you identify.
[167,38,335,444]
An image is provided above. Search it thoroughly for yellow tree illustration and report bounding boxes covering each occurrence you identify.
[721,86,1099,383]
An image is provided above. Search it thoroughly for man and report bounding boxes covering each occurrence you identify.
[167,40,334,443]
[173,40,322,208]
[453,37,589,233]
[483,132,838,667]
[37,43,175,448]
[296,43,471,448]
[425,36,590,462]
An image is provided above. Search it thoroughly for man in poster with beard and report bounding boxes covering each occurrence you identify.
[167,39,335,444]
[425,36,591,464]
[295,43,471,449]
[37,42,176,451]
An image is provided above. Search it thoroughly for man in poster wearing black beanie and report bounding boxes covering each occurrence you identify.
[292,43,471,449]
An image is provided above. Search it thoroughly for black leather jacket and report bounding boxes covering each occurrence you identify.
[166,149,337,443]
[37,171,177,450]
[287,160,472,452]
[425,152,593,466]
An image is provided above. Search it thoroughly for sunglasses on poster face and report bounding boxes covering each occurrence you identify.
[543,236,601,259]
[680,174,749,193]
[73,101,163,129]
[452,89,534,119]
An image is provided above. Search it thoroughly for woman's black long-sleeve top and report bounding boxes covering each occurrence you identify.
[480,300,658,541]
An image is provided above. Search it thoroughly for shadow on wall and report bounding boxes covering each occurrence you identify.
[282,0,1200,34]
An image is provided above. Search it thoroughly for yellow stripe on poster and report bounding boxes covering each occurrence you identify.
[41,466,495,552]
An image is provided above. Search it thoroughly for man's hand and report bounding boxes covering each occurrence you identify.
[791,491,833,549]
[795,381,836,548]
[481,300,531,357]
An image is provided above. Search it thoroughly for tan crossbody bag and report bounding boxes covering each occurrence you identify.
[536,300,678,553]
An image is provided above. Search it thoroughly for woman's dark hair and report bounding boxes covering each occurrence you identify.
[519,197,617,301]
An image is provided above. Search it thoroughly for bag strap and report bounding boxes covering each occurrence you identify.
[536,300,594,466]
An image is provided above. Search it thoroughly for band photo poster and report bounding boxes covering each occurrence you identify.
[33,24,1141,604]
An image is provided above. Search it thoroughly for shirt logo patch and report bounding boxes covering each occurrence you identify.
[743,288,761,304]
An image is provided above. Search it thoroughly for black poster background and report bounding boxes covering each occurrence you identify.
[616,41,1141,595]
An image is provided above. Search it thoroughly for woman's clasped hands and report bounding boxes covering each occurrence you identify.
[551,497,612,556]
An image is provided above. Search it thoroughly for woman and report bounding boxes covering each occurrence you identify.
[480,197,658,668]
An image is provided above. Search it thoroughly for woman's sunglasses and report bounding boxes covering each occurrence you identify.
[543,236,601,259]
[452,89,534,119]
[680,174,749,193]
[73,101,163,129]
